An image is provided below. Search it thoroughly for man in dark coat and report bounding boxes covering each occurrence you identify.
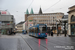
[51,29,53,36]
[47,28,50,36]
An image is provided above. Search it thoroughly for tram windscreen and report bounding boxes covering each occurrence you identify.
[39,25,46,33]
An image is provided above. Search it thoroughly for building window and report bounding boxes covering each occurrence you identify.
[71,24,75,35]
[2,21,10,23]
[71,15,75,22]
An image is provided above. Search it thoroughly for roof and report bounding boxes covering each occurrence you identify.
[69,5,75,9]
[17,21,25,25]
[67,9,75,13]
[62,15,68,19]
[0,10,10,15]
[30,8,34,14]
[39,7,42,14]
[29,24,47,29]
[26,9,29,14]
[26,12,64,16]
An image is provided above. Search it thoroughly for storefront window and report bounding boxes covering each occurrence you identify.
[71,25,75,35]
[71,15,75,22]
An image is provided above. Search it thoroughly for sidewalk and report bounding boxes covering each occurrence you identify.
[47,34,68,37]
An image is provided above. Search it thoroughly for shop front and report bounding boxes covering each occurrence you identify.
[71,24,75,35]
[70,15,75,36]
[67,5,75,37]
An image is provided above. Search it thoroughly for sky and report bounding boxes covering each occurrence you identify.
[0,0,75,24]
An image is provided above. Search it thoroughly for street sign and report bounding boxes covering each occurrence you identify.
[30,24,32,26]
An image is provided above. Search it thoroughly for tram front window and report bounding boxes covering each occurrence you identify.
[39,25,46,33]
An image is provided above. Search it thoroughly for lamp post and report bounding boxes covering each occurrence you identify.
[56,19,61,36]
[64,21,67,37]
[56,20,58,36]
[53,17,54,33]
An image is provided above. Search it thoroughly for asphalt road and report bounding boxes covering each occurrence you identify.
[0,33,75,50]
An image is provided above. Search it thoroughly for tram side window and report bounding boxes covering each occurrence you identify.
[32,29,34,33]
[30,29,32,33]
[31,28,32,33]
[34,28,35,33]
[35,28,38,33]
[29,29,31,33]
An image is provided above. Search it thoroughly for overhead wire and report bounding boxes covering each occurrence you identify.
[50,6,69,11]
[48,2,75,12]
[27,0,34,9]
[43,0,61,12]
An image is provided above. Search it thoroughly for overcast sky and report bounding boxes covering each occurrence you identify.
[0,0,75,24]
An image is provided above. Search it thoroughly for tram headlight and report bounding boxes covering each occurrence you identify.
[46,33,47,35]
[39,33,40,35]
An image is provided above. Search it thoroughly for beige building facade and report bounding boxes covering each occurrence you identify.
[68,5,75,36]
[16,21,25,32]
[25,8,64,33]
[27,13,64,30]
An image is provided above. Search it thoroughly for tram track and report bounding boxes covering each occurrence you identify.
[25,35,71,49]
[17,38,22,50]
[19,35,33,50]
[18,34,75,50]
[28,35,75,50]
[29,35,73,46]
[25,35,49,50]
[25,35,69,50]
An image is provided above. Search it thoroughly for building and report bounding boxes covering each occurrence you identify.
[16,21,25,32]
[57,15,68,34]
[25,8,64,32]
[68,5,75,37]
[0,10,15,34]
[0,15,15,29]
[0,10,10,15]
[61,15,68,30]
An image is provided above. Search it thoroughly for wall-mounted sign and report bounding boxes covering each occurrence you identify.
[1,11,6,14]
[7,24,10,25]
[29,20,32,21]
[30,24,32,26]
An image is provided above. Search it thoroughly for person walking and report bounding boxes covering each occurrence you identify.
[47,28,50,36]
[51,29,53,36]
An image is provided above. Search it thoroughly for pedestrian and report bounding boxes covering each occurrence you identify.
[9,29,11,35]
[47,28,50,36]
[51,29,53,36]
[57,30,59,36]
[7,30,9,35]
[26,30,27,34]
[64,30,67,37]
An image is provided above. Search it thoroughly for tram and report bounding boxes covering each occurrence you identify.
[29,24,47,38]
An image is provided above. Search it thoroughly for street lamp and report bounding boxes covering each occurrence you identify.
[64,21,67,37]
[53,17,54,33]
[55,19,61,36]
[55,19,58,36]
